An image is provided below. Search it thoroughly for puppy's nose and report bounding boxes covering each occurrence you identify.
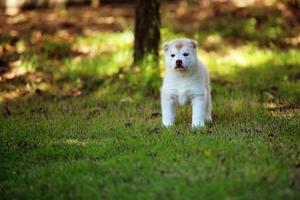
[176,60,182,65]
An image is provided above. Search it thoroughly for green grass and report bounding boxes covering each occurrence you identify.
[1,95,299,199]
[1,4,300,199]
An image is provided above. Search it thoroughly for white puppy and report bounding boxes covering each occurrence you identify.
[161,38,212,127]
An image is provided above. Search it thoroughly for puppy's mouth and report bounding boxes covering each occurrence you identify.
[175,65,187,71]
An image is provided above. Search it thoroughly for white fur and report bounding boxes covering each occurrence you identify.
[161,38,212,127]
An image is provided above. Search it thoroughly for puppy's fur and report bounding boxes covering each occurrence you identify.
[161,38,212,127]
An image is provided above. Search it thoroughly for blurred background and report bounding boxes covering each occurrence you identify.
[0,0,299,104]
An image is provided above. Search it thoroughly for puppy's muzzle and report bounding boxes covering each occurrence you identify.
[175,59,186,70]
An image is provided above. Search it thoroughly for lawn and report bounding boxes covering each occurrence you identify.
[1,1,300,199]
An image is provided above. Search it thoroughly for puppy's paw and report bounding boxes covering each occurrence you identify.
[162,122,174,128]
[192,121,205,128]
[205,115,213,122]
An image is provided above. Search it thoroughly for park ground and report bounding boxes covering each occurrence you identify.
[0,1,300,199]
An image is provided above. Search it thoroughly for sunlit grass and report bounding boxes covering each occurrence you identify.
[200,45,300,77]
[57,31,133,80]
[2,26,299,106]
[7,27,299,105]
[75,31,133,51]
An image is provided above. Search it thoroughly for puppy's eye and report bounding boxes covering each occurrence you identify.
[171,54,175,57]
[183,53,189,56]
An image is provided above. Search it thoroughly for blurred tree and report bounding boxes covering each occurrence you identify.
[134,0,161,63]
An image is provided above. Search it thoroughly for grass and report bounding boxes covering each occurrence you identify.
[1,95,299,199]
[1,2,300,199]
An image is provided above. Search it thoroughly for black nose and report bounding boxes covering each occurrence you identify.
[176,60,182,65]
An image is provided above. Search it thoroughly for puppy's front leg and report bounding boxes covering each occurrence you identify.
[161,95,176,127]
[192,96,206,127]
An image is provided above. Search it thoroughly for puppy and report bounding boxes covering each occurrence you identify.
[161,38,212,127]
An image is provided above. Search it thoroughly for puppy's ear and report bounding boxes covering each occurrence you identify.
[162,42,170,52]
[190,40,198,49]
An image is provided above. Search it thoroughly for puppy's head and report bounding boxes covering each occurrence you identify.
[162,38,198,71]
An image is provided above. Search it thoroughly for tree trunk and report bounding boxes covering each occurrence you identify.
[134,0,161,64]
